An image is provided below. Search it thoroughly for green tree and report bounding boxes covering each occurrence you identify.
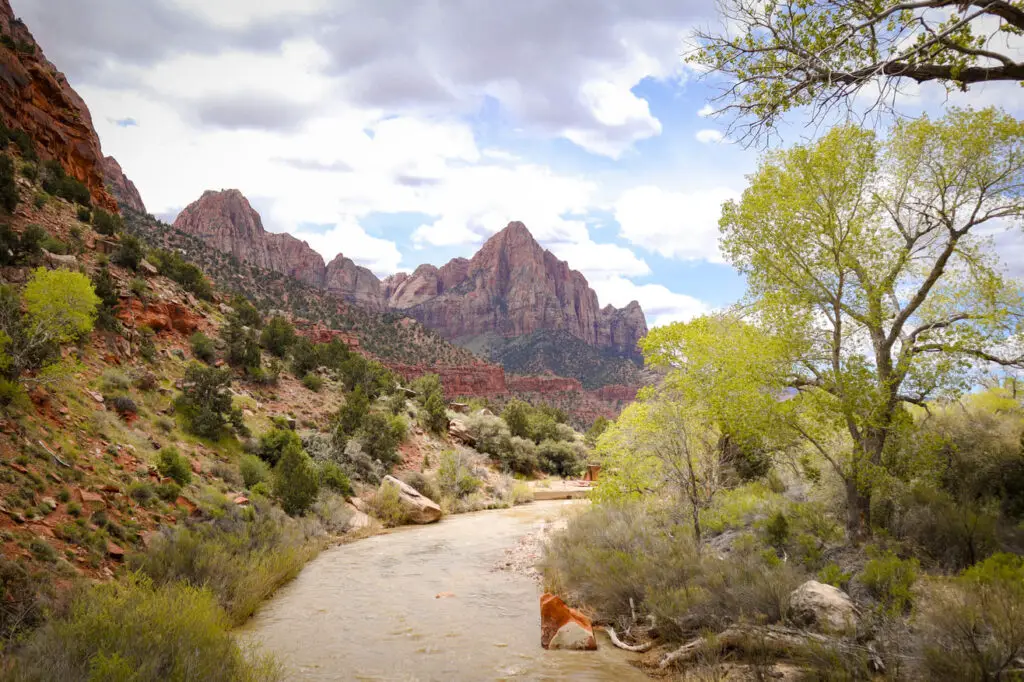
[230,295,262,328]
[273,440,319,516]
[335,386,369,440]
[175,364,244,438]
[714,108,1024,539]
[112,234,144,271]
[585,416,611,448]
[410,373,443,405]
[221,315,261,370]
[90,265,119,331]
[259,315,295,358]
[358,412,407,466]
[422,391,448,435]
[22,268,99,344]
[690,0,1024,138]
[256,427,302,466]
[0,154,18,213]
[502,399,532,440]
[189,332,215,363]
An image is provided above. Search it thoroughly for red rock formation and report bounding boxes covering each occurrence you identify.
[540,593,597,650]
[323,253,384,311]
[0,3,117,212]
[594,384,639,402]
[297,323,360,349]
[394,223,648,360]
[389,362,508,398]
[508,375,583,394]
[116,298,201,335]
[102,156,146,214]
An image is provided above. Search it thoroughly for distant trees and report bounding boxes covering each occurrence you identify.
[174,364,247,439]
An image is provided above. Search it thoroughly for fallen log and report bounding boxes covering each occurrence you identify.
[658,624,833,670]
[601,626,654,653]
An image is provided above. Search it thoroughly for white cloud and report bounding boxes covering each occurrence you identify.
[615,185,739,262]
[590,276,711,327]
[696,128,725,143]
[547,239,652,280]
[697,103,715,117]
[291,218,403,276]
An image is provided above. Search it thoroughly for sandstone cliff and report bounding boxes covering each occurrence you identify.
[395,223,648,361]
[102,156,146,214]
[0,1,117,212]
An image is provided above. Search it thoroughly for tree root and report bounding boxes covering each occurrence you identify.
[601,626,655,653]
[658,624,832,670]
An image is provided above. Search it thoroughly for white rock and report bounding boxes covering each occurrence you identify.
[788,580,858,633]
[380,475,441,524]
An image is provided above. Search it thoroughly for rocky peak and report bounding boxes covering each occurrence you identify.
[102,156,146,214]
[324,253,384,311]
[0,1,117,212]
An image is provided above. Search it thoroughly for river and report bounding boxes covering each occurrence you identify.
[239,500,650,681]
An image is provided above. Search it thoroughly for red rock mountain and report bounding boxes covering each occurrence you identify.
[392,223,648,360]
[102,156,146,214]
[172,191,647,359]
[0,1,117,212]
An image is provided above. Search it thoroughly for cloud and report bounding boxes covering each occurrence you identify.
[111,117,138,127]
[695,128,725,143]
[697,103,715,117]
[272,157,353,173]
[290,217,403,276]
[615,185,739,262]
[192,92,312,131]
[590,276,711,327]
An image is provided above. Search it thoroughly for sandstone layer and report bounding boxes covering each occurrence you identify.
[102,156,146,214]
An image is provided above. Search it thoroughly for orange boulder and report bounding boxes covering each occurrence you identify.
[540,593,597,651]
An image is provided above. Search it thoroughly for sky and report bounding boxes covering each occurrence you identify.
[12,0,1024,328]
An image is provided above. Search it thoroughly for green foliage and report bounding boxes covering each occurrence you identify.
[91,209,122,236]
[335,387,369,440]
[502,399,531,439]
[256,428,302,467]
[585,416,610,447]
[189,331,215,363]
[174,364,242,439]
[437,449,481,499]
[221,315,261,370]
[39,160,90,206]
[22,268,99,343]
[318,462,352,497]
[860,547,919,615]
[337,353,395,399]
[410,373,443,405]
[358,412,407,467]
[75,206,90,223]
[399,471,438,503]
[368,481,409,527]
[421,391,448,435]
[301,372,323,392]
[239,454,271,489]
[230,295,262,328]
[817,564,852,590]
[536,439,585,477]
[112,234,144,270]
[0,153,18,213]
[149,248,213,300]
[273,441,319,516]
[6,575,279,682]
[157,447,192,486]
[259,316,295,357]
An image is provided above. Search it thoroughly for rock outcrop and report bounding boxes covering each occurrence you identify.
[379,475,441,524]
[788,581,858,634]
[390,362,508,398]
[0,1,117,212]
[102,156,146,214]
[323,253,384,311]
[540,593,597,651]
[116,298,202,335]
[394,223,648,361]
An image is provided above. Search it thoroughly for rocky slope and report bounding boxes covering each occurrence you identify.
[0,1,117,213]
[102,156,146,214]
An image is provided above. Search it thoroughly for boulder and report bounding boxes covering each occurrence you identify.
[42,249,78,269]
[344,504,371,532]
[379,475,441,524]
[788,580,858,634]
[540,593,597,651]
[449,418,474,445]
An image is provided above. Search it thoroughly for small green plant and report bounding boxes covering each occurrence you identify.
[272,441,318,516]
[860,546,919,615]
[189,332,216,363]
[239,454,271,489]
[92,209,122,236]
[301,373,323,392]
[319,462,353,497]
[437,449,480,499]
[818,563,852,589]
[157,448,193,486]
[76,206,91,223]
[368,481,409,527]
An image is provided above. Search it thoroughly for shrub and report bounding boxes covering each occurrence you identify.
[19,161,37,181]
[357,412,406,467]
[422,391,448,435]
[301,372,323,392]
[149,249,213,300]
[272,441,319,516]
[860,546,919,615]
[157,447,193,486]
[817,563,852,590]
[239,454,271,489]
[368,481,409,527]
[22,268,100,343]
[400,471,438,503]
[289,337,320,376]
[502,399,532,439]
[175,364,244,439]
[386,391,407,415]
[230,295,262,328]
[75,206,90,223]
[410,373,443,405]
[335,387,369,440]
[91,209,122,236]
[537,439,585,477]
[190,332,215,363]
[257,427,302,467]
[39,234,67,255]
[91,264,119,330]
[916,553,1024,681]
[0,557,51,642]
[259,316,295,358]
[437,449,480,499]
[5,575,280,682]
[40,160,90,206]
[318,462,353,497]
[100,368,132,392]
[128,481,157,506]
[109,395,138,418]
[113,234,144,270]
[0,154,18,213]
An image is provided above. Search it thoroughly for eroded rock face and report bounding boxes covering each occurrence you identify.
[116,298,202,335]
[395,223,648,361]
[0,3,117,212]
[324,253,384,311]
[380,475,441,524]
[788,580,858,634]
[540,593,597,650]
[390,362,508,397]
[102,156,146,214]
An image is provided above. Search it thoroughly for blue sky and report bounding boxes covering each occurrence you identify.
[12,0,1023,326]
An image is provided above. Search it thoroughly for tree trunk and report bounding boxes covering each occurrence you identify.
[845,479,870,543]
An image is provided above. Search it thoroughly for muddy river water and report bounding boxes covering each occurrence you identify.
[239,501,649,681]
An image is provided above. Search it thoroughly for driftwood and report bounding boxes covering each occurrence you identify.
[602,626,655,653]
[659,624,833,670]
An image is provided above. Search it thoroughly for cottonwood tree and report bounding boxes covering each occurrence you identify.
[690,0,1024,139]
[715,107,1024,539]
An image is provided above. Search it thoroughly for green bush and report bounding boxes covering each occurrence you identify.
[190,331,215,363]
[437,449,480,499]
[301,372,323,392]
[149,249,213,300]
[0,153,18,213]
[272,441,319,516]
[174,364,244,439]
[257,427,302,466]
[399,471,438,503]
[100,368,132,392]
[537,439,585,477]
[157,447,193,486]
[75,206,90,223]
[259,316,295,357]
[357,412,406,467]
[221,315,261,370]
[91,208,122,236]
[422,391,448,435]
[335,386,369,439]
[5,575,280,682]
[40,160,90,206]
[318,462,353,497]
[230,295,262,328]
[817,563,852,590]
[860,546,919,615]
[239,454,271,489]
[368,481,409,527]
[113,234,144,270]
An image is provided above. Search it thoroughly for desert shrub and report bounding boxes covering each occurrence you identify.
[338,353,395,398]
[134,370,158,391]
[273,441,319,516]
[422,391,448,435]
[400,471,439,503]
[0,153,18,212]
[113,234,144,270]
[230,295,262,328]
[464,412,510,455]
[128,481,157,506]
[148,249,213,300]
[0,557,52,642]
[110,395,138,418]
[90,264,119,330]
[259,316,295,358]
[357,412,406,467]
[301,373,323,392]
[585,416,611,447]
[100,368,132,392]
[5,575,279,682]
[505,479,534,506]
[222,315,261,370]
[318,462,353,497]
[368,481,409,527]
[257,427,301,466]
[860,546,919,615]
[39,160,90,206]
[502,399,532,439]
[335,386,369,440]
[916,553,1024,682]
[91,208,122,235]
[309,494,354,534]
[129,498,316,622]
[75,206,90,223]
[190,331,215,363]
[289,337,319,376]
[537,439,586,477]
[818,563,852,590]
[38,234,67,255]
[386,391,408,415]
[157,447,193,486]
[304,433,384,485]
[239,454,271,489]
[175,364,245,439]
[437,449,481,499]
